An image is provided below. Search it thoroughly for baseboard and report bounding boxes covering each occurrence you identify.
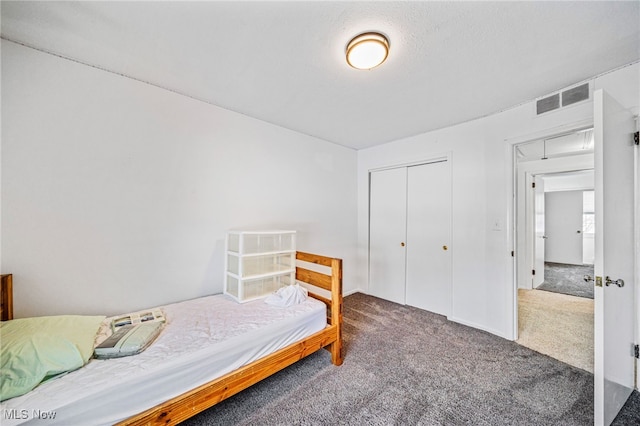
[448,315,510,340]
[349,293,511,340]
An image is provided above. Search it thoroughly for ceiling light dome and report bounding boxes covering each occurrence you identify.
[346,32,389,70]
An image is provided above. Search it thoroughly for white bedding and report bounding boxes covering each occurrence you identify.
[1,294,327,425]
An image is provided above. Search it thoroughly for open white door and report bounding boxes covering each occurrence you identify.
[533,175,545,287]
[593,89,636,426]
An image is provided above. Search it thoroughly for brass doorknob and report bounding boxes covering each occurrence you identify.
[443,245,448,251]
[400,242,405,247]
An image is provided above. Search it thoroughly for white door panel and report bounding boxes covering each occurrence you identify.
[369,168,407,304]
[544,190,584,265]
[593,89,636,426]
[405,161,451,316]
[533,176,545,287]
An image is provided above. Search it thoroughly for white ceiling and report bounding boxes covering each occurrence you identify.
[2,1,638,150]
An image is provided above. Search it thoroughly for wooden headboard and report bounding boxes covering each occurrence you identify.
[295,251,343,343]
[1,274,13,321]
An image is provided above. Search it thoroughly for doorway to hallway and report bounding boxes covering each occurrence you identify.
[513,129,595,373]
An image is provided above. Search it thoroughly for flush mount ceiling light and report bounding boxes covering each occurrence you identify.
[346,32,389,70]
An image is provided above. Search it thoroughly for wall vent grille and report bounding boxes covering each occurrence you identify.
[536,83,590,116]
[536,94,560,115]
[562,83,590,107]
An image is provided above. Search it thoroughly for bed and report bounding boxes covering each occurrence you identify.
[0,251,343,425]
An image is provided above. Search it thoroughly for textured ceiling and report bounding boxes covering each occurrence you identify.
[2,1,639,150]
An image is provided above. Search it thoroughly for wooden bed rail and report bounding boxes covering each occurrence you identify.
[1,274,13,321]
[119,251,343,426]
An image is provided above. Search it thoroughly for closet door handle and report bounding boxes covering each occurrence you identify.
[443,245,448,251]
[400,242,405,247]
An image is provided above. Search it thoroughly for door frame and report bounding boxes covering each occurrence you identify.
[366,152,452,302]
[635,123,640,390]
[517,162,594,291]
[504,118,593,340]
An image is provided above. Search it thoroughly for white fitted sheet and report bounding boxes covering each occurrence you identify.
[1,294,327,425]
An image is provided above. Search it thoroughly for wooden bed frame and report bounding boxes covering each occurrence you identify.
[0,251,343,425]
[1,274,13,321]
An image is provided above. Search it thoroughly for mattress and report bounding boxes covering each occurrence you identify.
[1,294,327,425]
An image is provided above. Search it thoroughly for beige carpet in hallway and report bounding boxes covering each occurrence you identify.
[517,289,593,373]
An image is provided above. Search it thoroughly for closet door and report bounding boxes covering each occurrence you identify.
[368,167,407,304]
[405,161,451,316]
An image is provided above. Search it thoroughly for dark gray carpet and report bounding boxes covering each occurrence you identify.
[182,293,638,425]
[537,262,594,299]
[613,390,640,426]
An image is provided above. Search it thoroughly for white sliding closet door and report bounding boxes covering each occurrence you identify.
[369,167,407,304]
[369,160,452,315]
[405,161,451,316]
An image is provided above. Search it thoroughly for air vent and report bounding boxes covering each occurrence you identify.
[536,94,560,115]
[536,83,590,116]
[562,83,589,107]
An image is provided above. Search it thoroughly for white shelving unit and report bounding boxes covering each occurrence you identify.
[224,230,296,303]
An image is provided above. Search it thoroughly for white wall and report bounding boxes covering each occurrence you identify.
[541,172,595,266]
[357,62,639,339]
[1,41,358,318]
[2,39,638,345]
[542,170,594,192]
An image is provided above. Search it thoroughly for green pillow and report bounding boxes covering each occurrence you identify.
[1,314,105,401]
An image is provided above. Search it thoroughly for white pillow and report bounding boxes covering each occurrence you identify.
[264,284,308,307]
